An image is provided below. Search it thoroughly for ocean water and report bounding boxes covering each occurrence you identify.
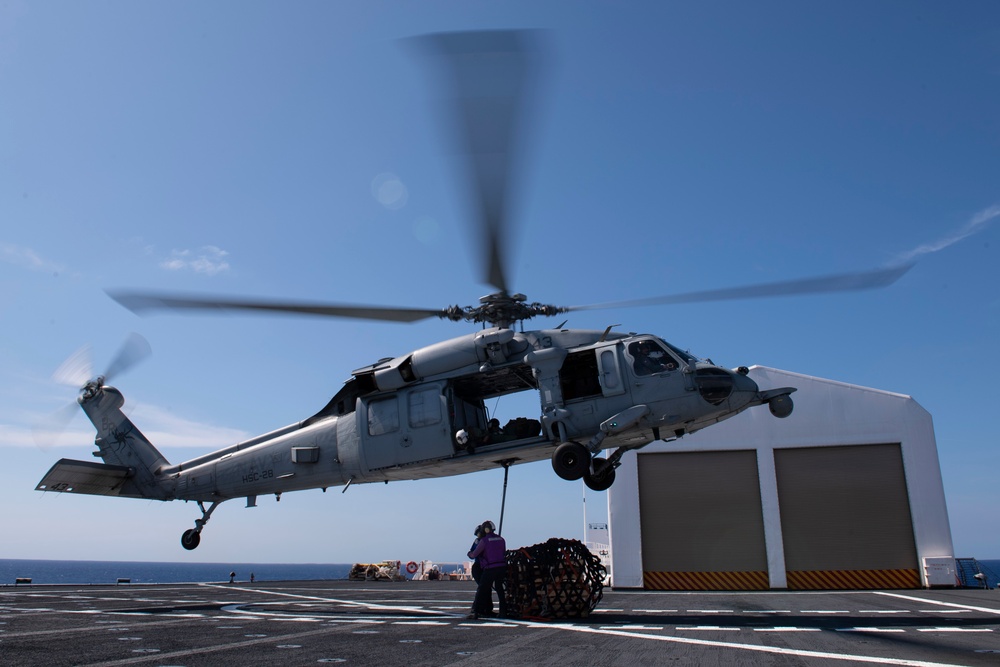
[0,559,353,585]
[2,558,997,588]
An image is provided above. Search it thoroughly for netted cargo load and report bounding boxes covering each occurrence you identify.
[504,538,606,619]
[347,560,405,581]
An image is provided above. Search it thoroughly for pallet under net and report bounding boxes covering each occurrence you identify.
[504,538,606,619]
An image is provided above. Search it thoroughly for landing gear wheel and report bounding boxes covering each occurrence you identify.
[552,441,590,481]
[182,500,220,551]
[181,529,201,551]
[584,457,616,492]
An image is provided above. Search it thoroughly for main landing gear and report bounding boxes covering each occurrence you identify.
[551,441,618,492]
[181,500,220,550]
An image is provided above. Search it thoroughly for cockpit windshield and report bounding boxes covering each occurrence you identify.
[661,339,699,364]
[628,338,681,376]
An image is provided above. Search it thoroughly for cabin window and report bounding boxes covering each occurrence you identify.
[408,389,442,428]
[599,349,620,390]
[560,350,602,401]
[367,397,400,436]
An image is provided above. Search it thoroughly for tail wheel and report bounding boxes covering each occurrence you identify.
[584,457,616,491]
[181,529,201,551]
[552,441,590,481]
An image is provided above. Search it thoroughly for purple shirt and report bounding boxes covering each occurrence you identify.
[468,533,506,570]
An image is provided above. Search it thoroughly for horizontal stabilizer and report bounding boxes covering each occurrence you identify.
[36,458,133,496]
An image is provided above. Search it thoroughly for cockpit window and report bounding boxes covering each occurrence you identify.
[662,340,696,364]
[628,339,680,376]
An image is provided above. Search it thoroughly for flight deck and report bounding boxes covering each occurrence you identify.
[2,580,1000,666]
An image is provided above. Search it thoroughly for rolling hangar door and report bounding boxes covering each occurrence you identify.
[775,443,920,589]
[608,366,953,590]
[638,450,769,590]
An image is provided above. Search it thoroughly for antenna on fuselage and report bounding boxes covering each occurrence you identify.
[599,325,620,343]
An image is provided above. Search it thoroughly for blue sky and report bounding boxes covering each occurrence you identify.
[2,1,998,564]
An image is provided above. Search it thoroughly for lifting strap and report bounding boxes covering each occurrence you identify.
[497,459,516,535]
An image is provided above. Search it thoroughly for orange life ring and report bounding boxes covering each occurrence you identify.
[405,561,419,574]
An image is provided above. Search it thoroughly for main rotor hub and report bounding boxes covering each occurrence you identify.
[449,292,567,329]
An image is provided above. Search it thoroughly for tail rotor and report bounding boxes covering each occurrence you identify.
[34,333,152,449]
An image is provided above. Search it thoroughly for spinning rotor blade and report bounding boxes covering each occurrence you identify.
[566,263,915,313]
[414,30,543,294]
[52,344,93,387]
[100,35,912,332]
[104,332,152,383]
[108,291,451,323]
[32,400,81,451]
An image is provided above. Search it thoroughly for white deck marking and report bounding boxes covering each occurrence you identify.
[458,621,514,628]
[754,627,821,632]
[82,625,379,667]
[499,618,975,667]
[392,620,450,626]
[836,627,906,633]
[202,583,455,618]
[875,592,1000,616]
[917,627,994,633]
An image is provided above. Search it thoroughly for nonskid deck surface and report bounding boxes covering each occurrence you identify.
[1,580,999,666]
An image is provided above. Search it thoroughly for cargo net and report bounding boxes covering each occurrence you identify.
[504,538,606,620]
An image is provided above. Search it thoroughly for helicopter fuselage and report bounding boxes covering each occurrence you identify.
[162,327,789,500]
[37,327,794,549]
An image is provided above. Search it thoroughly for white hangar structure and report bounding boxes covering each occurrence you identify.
[606,366,954,590]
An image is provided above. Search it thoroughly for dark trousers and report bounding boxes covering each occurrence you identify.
[473,566,507,617]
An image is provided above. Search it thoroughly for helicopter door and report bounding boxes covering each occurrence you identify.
[361,384,451,471]
[404,385,450,456]
[596,345,626,397]
[361,395,405,470]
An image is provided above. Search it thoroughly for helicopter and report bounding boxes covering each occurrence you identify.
[35,30,911,551]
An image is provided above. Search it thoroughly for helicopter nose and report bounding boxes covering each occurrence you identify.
[695,366,758,407]
[729,369,760,409]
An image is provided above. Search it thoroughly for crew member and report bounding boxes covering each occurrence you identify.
[630,340,677,375]
[469,523,484,583]
[467,520,507,619]
[467,523,484,616]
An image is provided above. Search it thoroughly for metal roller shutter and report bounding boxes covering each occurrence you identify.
[638,450,768,590]
[774,443,920,589]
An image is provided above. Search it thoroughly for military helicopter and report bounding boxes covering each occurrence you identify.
[35,31,911,550]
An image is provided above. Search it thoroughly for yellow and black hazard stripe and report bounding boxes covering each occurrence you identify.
[786,569,920,590]
[643,570,769,591]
